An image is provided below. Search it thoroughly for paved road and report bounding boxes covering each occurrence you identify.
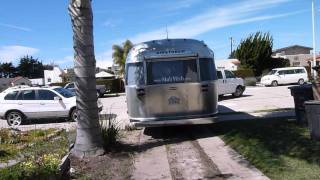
[0,85,295,130]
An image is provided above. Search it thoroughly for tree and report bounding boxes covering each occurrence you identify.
[230,32,289,76]
[1,62,16,78]
[69,0,104,157]
[17,55,44,78]
[112,40,133,76]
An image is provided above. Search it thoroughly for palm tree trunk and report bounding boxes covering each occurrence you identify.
[68,0,104,157]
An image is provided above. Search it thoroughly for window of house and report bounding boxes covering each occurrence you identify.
[292,62,300,66]
[48,78,51,83]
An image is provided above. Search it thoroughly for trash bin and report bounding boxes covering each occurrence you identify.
[305,100,320,140]
[288,84,314,124]
[312,82,320,100]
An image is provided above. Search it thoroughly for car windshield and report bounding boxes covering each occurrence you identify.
[268,70,277,75]
[53,87,75,98]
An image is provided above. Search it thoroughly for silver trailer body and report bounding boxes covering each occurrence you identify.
[125,39,218,126]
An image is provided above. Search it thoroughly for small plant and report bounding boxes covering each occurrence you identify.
[100,114,120,148]
[124,124,138,131]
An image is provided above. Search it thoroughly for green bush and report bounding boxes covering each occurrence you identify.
[233,69,255,78]
[244,78,257,86]
[100,114,120,148]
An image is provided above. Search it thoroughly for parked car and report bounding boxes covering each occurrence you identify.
[64,82,106,97]
[261,67,308,87]
[0,86,103,126]
[217,68,245,97]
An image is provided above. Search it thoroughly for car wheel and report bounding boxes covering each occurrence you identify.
[232,86,243,97]
[70,109,78,122]
[6,111,24,127]
[271,80,278,87]
[298,79,304,85]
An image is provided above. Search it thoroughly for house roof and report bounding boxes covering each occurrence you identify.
[96,71,115,78]
[273,45,313,53]
[0,77,30,84]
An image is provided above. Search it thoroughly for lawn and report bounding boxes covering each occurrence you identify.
[210,118,320,180]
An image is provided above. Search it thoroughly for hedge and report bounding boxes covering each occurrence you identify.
[233,69,255,78]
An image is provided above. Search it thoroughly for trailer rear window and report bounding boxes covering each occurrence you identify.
[200,58,216,81]
[126,62,145,85]
[147,59,198,85]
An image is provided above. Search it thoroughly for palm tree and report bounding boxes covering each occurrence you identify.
[68,0,104,157]
[112,40,133,76]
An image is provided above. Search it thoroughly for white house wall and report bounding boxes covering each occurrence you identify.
[44,67,64,85]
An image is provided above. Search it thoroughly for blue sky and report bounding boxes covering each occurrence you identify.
[0,0,318,69]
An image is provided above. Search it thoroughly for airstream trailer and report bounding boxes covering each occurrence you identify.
[125,39,218,126]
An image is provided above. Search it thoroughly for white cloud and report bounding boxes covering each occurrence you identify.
[96,50,113,68]
[130,0,296,43]
[54,55,74,65]
[0,23,31,32]
[96,0,298,66]
[0,45,39,62]
[160,0,203,11]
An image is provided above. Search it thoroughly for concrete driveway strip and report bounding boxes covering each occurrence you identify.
[133,130,172,180]
[197,136,269,180]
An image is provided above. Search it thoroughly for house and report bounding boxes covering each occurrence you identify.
[30,78,45,86]
[0,77,31,92]
[272,45,313,67]
[215,59,240,71]
[306,55,320,66]
[44,66,65,85]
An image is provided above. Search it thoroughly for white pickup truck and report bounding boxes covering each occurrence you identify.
[216,68,245,97]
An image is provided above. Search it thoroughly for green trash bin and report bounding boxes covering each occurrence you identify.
[305,100,320,140]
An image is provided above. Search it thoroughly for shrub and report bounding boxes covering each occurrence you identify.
[244,77,257,86]
[100,114,120,148]
[233,69,255,78]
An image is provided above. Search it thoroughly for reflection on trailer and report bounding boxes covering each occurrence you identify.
[125,39,218,126]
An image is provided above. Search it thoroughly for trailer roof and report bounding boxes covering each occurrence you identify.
[126,39,214,63]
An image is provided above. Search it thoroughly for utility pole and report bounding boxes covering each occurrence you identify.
[166,25,169,39]
[312,0,318,78]
[229,37,234,56]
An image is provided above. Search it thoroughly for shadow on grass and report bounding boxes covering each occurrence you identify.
[0,150,10,157]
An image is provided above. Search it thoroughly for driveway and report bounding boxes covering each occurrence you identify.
[0,85,295,130]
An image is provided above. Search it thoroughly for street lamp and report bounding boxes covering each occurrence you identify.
[312,0,318,78]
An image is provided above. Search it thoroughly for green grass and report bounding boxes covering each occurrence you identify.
[209,118,320,180]
[0,128,58,162]
[0,129,71,180]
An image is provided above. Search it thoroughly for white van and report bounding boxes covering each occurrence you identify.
[217,68,245,97]
[261,67,308,86]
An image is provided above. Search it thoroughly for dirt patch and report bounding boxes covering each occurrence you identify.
[70,130,141,180]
